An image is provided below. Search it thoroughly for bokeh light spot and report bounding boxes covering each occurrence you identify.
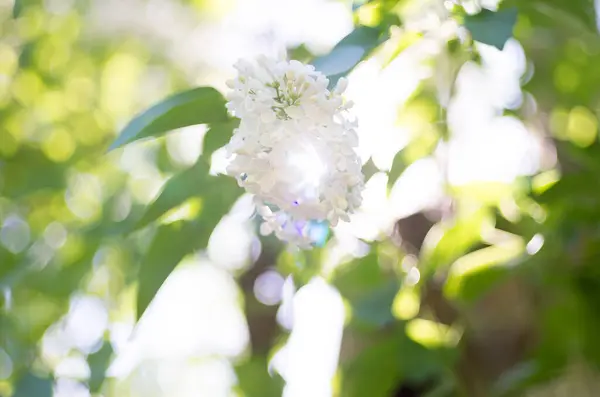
[566,106,597,147]
[254,270,285,306]
[0,215,31,254]
[392,287,420,320]
[42,128,76,162]
[553,63,580,93]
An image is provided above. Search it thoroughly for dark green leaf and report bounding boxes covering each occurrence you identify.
[88,341,113,393]
[13,372,53,397]
[464,8,518,50]
[203,119,239,156]
[313,26,388,87]
[109,87,229,151]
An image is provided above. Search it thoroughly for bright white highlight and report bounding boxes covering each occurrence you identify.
[271,278,345,397]
[526,234,544,255]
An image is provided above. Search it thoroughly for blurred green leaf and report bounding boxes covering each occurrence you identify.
[133,161,210,231]
[109,87,229,151]
[0,247,18,280]
[342,331,447,397]
[342,333,404,397]
[444,241,523,302]
[313,26,388,87]
[333,253,387,298]
[353,280,399,327]
[288,44,314,63]
[492,361,557,397]
[420,208,492,275]
[22,243,99,298]
[1,148,67,198]
[136,177,239,319]
[12,372,52,397]
[87,341,113,393]
[235,356,284,397]
[512,0,599,33]
[12,0,24,18]
[137,220,204,319]
[333,252,398,328]
[464,8,518,50]
[387,151,406,190]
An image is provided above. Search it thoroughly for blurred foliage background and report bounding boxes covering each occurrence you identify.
[2,0,600,396]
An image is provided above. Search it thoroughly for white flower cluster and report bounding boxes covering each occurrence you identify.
[224,55,364,247]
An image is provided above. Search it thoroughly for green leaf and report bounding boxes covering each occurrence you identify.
[333,253,387,298]
[511,0,598,33]
[87,341,113,393]
[420,208,493,275]
[387,151,406,190]
[137,221,205,319]
[313,26,388,88]
[332,252,398,328]
[443,241,523,302]
[234,356,284,397]
[133,161,210,231]
[202,119,239,156]
[464,8,518,50]
[1,148,67,198]
[353,280,399,327]
[342,331,447,397]
[342,334,404,397]
[109,87,229,151]
[13,372,53,397]
[136,177,239,319]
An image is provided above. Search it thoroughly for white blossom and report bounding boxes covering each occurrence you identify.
[225,54,364,247]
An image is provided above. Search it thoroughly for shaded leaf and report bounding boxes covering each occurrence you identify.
[13,372,52,397]
[333,252,398,328]
[1,148,67,198]
[109,87,229,151]
[342,331,447,397]
[88,341,113,393]
[313,26,388,87]
[464,8,518,50]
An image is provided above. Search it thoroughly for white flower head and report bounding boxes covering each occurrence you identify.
[225,55,364,248]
